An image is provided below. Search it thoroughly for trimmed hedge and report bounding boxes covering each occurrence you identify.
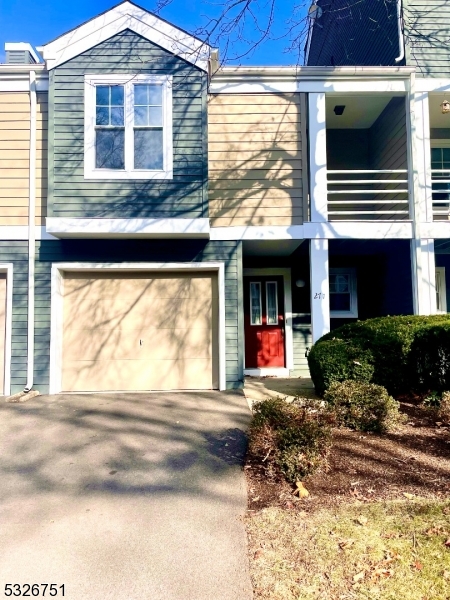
[308,315,450,396]
[409,321,450,392]
[307,339,374,397]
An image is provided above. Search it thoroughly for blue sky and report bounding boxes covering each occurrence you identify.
[0,0,309,65]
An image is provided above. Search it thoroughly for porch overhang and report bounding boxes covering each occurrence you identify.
[46,218,211,239]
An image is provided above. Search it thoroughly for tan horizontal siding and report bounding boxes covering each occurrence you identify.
[208,93,305,227]
[0,91,48,226]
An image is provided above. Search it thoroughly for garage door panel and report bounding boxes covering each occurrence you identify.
[64,327,213,362]
[63,358,213,392]
[62,271,219,391]
[64,284,214,331]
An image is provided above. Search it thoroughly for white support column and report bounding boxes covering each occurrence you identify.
[411,238,436,315]
[310,239,330,343]
[308,92,328,222]
[414,91,433,223]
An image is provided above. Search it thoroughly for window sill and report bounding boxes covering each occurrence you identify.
[84,168,173,180]
[331,311,358,318]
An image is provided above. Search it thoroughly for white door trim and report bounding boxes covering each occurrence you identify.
[242,267,294,374]
[49,262,226,394]
[0,263,13,396]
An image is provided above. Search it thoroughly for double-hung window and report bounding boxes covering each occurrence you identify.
[84,75,173,179]
[329,268,358,318]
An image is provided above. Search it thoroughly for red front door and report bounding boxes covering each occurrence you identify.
[244,276,285,368]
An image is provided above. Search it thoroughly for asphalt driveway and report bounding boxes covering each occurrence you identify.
[0,390,253,600]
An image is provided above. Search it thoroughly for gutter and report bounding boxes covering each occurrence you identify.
[24,70,36,392]
[395,0,405,63]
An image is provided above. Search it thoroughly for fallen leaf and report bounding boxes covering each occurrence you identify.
[414,561,423,571]
[381,531,399,539]
[254,550,263,559]
[443,570,450,580]
[353,571,365,583]
[403,492,415,500]
[295,481,310,498]
[444,538,450,547]
[339,538,355,550]
[357,516,368,526]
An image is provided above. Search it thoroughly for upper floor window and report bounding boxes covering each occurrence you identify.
[84,75,173,180]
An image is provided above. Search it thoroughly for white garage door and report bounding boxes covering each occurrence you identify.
[61,271,219,392]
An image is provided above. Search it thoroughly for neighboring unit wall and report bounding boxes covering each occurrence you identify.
[208,93,305,227]
[405,0,450,76]
[36,92,48,225]
[307,0,400,66]
[50,30,207,219]
[0,93,29,226]
[0,91,48,226]
[0,242,28,395]
[369,97,408,213]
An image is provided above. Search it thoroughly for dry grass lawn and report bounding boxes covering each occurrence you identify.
[246,499,450,600]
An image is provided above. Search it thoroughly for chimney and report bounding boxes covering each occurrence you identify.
[4,43,41,64]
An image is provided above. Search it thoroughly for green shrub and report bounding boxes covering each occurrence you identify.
[307,339,374,397]
[248,397,333,484]
[324,380,402,433]
[409,321,450,393]
[309,315,450,396]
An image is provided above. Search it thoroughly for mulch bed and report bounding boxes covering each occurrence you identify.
[245,401,450,512]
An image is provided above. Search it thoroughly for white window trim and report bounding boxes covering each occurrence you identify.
[265,281,278,325]
[249,282,262,326]
[329,267,358,318]
[84,74,173,180]
[436,267,447,314]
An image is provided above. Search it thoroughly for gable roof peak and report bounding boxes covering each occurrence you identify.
[37,1,211,72]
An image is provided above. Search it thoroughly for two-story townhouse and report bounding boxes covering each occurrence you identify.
[1,1,448,396]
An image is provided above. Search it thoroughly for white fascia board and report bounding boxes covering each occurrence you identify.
[303,221,414,239]
[210,78,408,94]
[420,222,450,239]
[0,72,48,92]
[39,2,210,71]
[210,226,305,240]
[4,42,42,64]
[415,78,450,93]
[46,218,210,239]
[0,226,55,240]
[210,222,414,240]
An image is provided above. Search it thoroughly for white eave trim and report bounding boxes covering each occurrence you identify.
[46,218,211,239]
[0,70,48,92]
[38,1,210,71]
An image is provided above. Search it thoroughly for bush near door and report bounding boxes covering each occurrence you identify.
[308,315,450,396]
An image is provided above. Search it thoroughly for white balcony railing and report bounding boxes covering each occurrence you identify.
[432,169,450,220]
[327,169,410,220]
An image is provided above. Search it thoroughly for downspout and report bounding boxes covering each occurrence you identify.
[24,70,36,392]
[395,0,405,63]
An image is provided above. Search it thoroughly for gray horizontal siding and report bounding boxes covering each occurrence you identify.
[50,29,207,219]
[307,0,400,66]
[0,242,28,394]
[405,0,450,76]
[291,318,312,377]
[34,239,243,393]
